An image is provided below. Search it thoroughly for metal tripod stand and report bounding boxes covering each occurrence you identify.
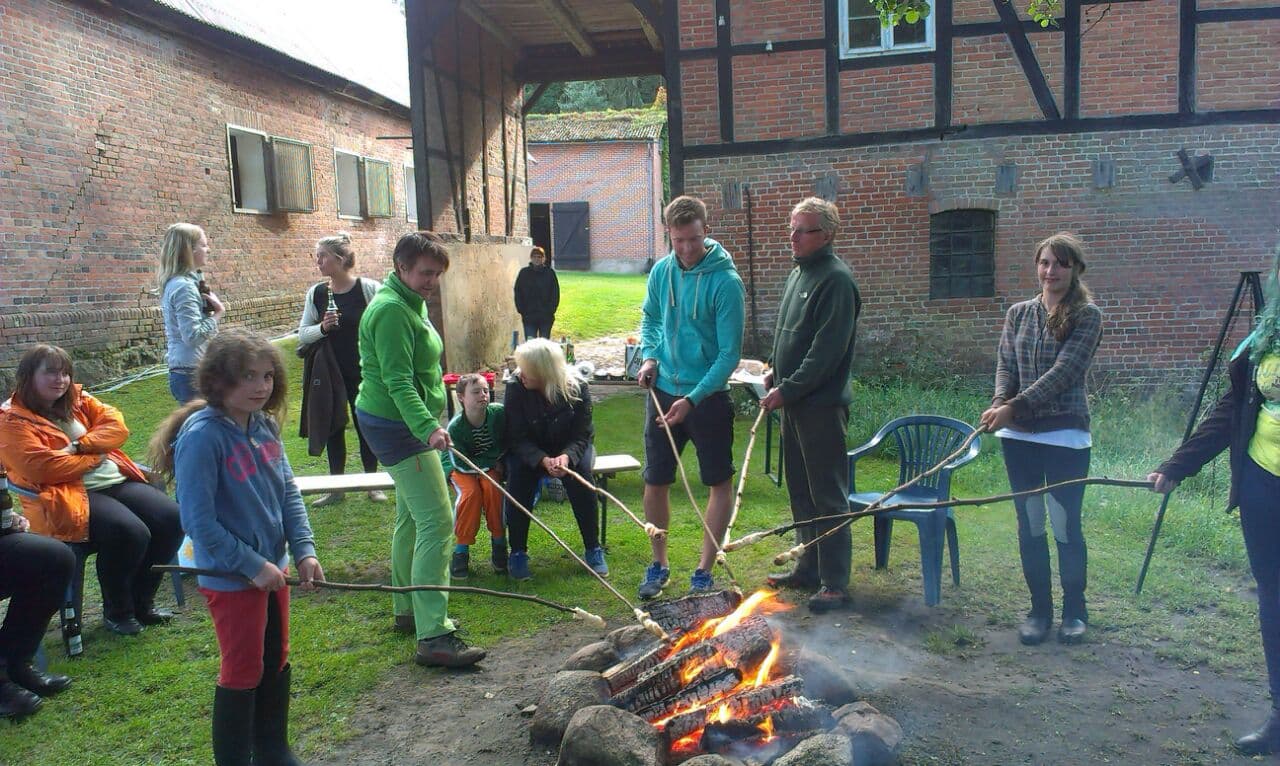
[1135,270,1264,594]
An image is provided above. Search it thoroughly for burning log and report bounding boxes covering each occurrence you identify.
[633,668,743,723]
[646,590,742,634]
[602,641,666,694]
[610,643,719,711]
[707,615,773,667]
[661,675,806,742]
[772,697,835,732]
[612,616,776,712]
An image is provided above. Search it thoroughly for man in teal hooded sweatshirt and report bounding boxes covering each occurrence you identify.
[636,195,746,598]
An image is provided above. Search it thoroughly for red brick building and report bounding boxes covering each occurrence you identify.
[408,0,1280,383]
[668,0,1280,381]
[0,0,532,389]
[527,109,666,273]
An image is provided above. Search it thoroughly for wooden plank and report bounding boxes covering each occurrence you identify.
[294,472,395,495]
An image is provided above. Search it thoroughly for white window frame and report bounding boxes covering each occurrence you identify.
[839,0,935,58]
[227,125,272,214]
[404,164,417,223]
[334,148,365,220]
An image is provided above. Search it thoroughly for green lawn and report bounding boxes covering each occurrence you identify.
[553,271,646,341]
[0,300,1262,764]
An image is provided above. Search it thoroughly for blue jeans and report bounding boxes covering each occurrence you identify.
[1239,456,1280,700]
[169,368,197,404]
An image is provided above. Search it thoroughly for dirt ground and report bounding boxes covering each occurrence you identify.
[310,589,1275,766]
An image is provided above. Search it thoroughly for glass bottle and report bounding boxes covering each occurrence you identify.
[326,280,340,328]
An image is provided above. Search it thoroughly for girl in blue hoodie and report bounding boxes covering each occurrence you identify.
[150,330,322,766]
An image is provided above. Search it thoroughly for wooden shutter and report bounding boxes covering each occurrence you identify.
[363,158,393,218]
[269,138,315,213]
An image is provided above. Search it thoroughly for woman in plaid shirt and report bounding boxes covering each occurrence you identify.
[980,233,1103,647]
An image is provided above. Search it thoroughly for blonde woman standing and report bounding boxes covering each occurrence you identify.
[158,223,223,403]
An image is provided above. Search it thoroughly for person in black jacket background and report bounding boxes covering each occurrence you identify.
[1149,251,1280,755]
[513,246,560,341]
[502,338,604,581]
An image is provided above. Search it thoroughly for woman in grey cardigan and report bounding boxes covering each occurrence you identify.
[297,232,382,507]
[979,233,1103,646]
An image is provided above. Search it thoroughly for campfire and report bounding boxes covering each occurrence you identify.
[601,589,831,762]
[536,588,904,766]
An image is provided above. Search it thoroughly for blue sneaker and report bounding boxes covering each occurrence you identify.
[689,568,714,593]
[584,547,609,577]
[508,551,532,581]
[637,562,670,600]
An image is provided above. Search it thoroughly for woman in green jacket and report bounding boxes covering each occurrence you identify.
[354,232,485,669]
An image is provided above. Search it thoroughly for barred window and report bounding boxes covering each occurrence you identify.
[929,210,995,299]
[334,150,394,220]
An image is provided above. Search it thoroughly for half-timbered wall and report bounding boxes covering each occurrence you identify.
[412,10,528,240]
[673,0,1280,382]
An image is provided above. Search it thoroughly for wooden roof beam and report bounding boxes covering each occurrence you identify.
[635,9,661,50]
[534,0,596,57]
[459,0,520,53]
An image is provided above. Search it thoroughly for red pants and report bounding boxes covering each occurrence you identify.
[450,470,505,545]
[201,583,291,690]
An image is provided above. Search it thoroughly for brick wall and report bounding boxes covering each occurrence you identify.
[686,124,1280,384]
[527,141,664,273]
[0,0,526,391]
[672,0,1280,382]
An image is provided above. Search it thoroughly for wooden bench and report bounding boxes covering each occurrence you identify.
[292,456,642,548]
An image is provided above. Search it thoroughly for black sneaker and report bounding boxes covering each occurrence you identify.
[491,541,509,574]
[450,550,470,580]
[415,632,486,668]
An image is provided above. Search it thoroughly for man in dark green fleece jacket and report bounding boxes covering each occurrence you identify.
[761,197,861,613]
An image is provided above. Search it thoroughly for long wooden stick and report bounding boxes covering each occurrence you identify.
[725,476,1154,552]
[648,388,739,589]
[773,428,983,566]
[561,466,666,540]
[723,406,767,546]
[152,565,606,628]
[449,448,668,640]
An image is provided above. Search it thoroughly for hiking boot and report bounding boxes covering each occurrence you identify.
[415,632,486,668]
[491,541,509,575]
[508,551,532,581]
[637,562,670,600]
[1057,619,1087,645]
[392,614,415,634]
[1236,707,1280,755]
[1018,615,1053,646]
[584,547,609,577]
[807,586,851,614]
[450,550,470,580]
[311,492,345,509]
[0,680,42,719]
[367,490,388,503]
[689,568,714,593]
[766,569,820,590]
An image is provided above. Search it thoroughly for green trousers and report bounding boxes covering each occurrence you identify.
[385,451,457,640]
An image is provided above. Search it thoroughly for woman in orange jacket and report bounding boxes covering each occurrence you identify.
[0,345,183,636]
